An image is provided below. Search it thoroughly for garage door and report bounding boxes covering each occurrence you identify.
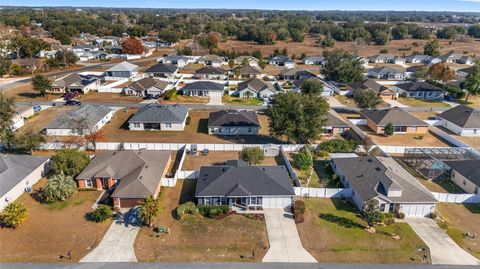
[210,91,222,97]
[400,204,434,217]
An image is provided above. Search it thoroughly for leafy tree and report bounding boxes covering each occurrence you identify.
[0,201,28,228]
[251,50,262,60]
[320,38,335,48]
[51,149,90,176]
[363,199,382,228]
[14,128,45,154]
[127,25,148,37]
[437,26,465,40]
[322,49,365,83]
[9,64,22,76]
[0,56,12,76]
[294,147,313,171]
[0,93,15,149]
[86,205,114,222]
[464,61,480,102]
[391,25,408,40]
[467,24,480,38]
[411,27,431,39]
[384,122,395,136]
[266,92,329,143]
[259,59,267,70]
[138,195,161,227]
[301,78,324,95]
[228,59,235,69]
[158,29,181,43]
[239,146,264,165]
[316,139,358,154]
[42,173,77,203]
[122,37,144,55]
[428,62,455,83]
[84,129,107,151]
[423,39,440,57]
[54,50,78,67]
[354,89,382,109]
[8,35,49,58]
[31,75,52,98]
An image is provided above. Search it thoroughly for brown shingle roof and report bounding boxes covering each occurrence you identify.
[361,107,428,127]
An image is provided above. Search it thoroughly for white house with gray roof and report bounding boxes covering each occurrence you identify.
[157,55,190,67]
[181,81,225,97]
[104,61,139,81]
[368,66,406,80]
[436,105,480,136]
[331,155,437,217]
[236,78,277,99]
[443,160,480,195]
[128,104,188,131]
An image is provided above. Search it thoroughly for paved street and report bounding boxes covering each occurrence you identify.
[406,218,480,265]
[262,208,317,263]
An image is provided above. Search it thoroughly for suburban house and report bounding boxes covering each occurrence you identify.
[123,78,169,98]
[72,44,100,61]
[302,56,325,65]
[195,66,227,80]
[197,54,224,67]
[268,55,295,68]
[406,55,441,64]
[331,155,437,217]
[51,73,101,94]
[236,78,277,99]
[436,105,480,136]
[458,56,475,65]
[181,81,225,97]
[76,150,172,208]
[95,36,119,46]
[104,61,139,81]
[0,154,49,210]
[369,54,395,63]
[324,110,350,136]
[292,78,335,97]
[12,106,35,130]
[128,104,189,131]
[195,159,295,210]
[234,56,259,67]
[456,66,477,80]
[158,55,189,67]
[394,56,406,64]
[347,79,395,100]
[393,81,445,99]
[44,104,114,136]
[443,160,480,194]
[361,107,429,135]
[279,68,316,81]
[207,110,260,135]
[236,65,263,79]
[144,63,178,79]
[368,66,406,80]
[440,52,462,63]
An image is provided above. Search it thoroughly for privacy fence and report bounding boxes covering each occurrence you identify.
[294,187,353,198]
[430,192,480,204]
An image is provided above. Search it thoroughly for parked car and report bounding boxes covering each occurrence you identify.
[63,92,80,100]
[33,105,42,112]
[65,99,81,106]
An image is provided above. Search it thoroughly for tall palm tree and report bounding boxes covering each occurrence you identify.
[138,195,160,227]
[43,173,77,203]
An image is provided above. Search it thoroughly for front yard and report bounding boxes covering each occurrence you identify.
[296,198,430,264]
[133,180,269,262]
[436,203,480,259]
[222,95,263,106]
[397,97,450,108]
[0,179,110,262]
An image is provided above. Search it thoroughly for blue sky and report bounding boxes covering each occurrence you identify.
[2,0,480,12]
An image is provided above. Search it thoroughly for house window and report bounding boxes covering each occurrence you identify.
[85,179,93,188]
[394,126,407,132]
[248,128,252,133]
[165,123,172,128]
[380,204,386,212]
[204,198,211,205]
[474,129,478,135]
[133,123,140,128]
[210,128,215,133]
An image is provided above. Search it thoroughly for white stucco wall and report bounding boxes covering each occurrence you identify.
[439,118,480,137]
[451,170,479,194]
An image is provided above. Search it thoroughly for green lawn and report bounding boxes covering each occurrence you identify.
[222,96,263,106]
[397,97,450,108]
[297,198,430,264]
[45,190,95,211]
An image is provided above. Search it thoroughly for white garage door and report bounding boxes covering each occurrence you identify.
[262,197,292,209]
[399,204,435,217]
[209,91,222,97]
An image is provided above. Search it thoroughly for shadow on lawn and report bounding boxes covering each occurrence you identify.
[464,204,480,214]
[319,213,364,229]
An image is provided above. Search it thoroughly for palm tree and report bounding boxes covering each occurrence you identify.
[43,173,77,203]
[138,195,160,227]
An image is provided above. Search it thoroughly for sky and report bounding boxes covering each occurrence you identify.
[1,0,480,12]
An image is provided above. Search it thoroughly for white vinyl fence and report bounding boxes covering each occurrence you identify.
[280,146,302,187]
[430,192,480,204]
[161,177,177,187]
[294,187,353,198]
[176,170,199,179]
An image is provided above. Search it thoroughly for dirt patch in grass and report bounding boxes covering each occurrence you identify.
[0,179,110,262]
[134,179,269,262]
[297,198,430,264]
[436,203,480,259]
[181,151,278,170]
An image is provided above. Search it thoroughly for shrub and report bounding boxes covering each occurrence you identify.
[86,205,113,222]
[0,202,28,228]
[384,123,394,136]
[185,116,192,125]
[316,139,357,154]
[239,146,264,165]
[163,89,178,100]
[51,149,90,177]
[395,212,405,219]
[175,201,198,219]
[379,49,388,53]
[294,212,304,224]
[198,205,230,218]
[138,195,161,227]
[294,147,313,171]
[293,200,305,214]
[42,174,77,203]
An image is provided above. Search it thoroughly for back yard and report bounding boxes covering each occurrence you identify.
[397,97,450,108]
[0,179,110,262]
[287,153,340,188]
[133,180,269,262]
[181,151,279,171]
[297,198,430,264]
[359,126,451,147]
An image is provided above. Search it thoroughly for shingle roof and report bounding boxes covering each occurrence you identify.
[76,150,171,199]
[196,66,226,74]
[280,68,316,77]
[333,156,437,203]
[207,110,260,127]
[106,61,139,72]
[126,78,168,92]
[438,105,480,128]
[234,56,259,63]
[53,74,82,88]
[237,78,275,93]
[269,55,294,63]
[195,160,295,197]
[325,110,349,128]
[238,65,262,75]
[128,104,188,124]
[443,160,480,186]
[45,104,113,130]
[0,154,49,198]
[369,66,404,75]
[181,81,224,91]
[369,54,394,62]
[457,66,477,75]
[348,79,389,94]
[395,82,444,93]
[361,107,428,127]
[144,63,178,74]
[198,54,223,62]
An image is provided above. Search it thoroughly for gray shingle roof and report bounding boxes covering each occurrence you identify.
[76,150,171,199]
[443,160,480,186]
[438,105,480,128]
[395,82,444,93]
[144,63,178,74]
[45,104,113,130]
[106,61,139,72]
[53,74,99,88]
[325,110,349,128]
[348,79,389,94]
[198,54,223,62]
[195,160,294,197]
[126,78,168,92]
[181,81,224,91]
[128,104,188,124]
[237,78,275,93]
[369,66,404,75]
[0,154,49,198]
[361,107,428,127]
[196,66,226,75]
[207,110,260,127]
[238,65,262,75]
[333,156,437,203]
[269,55,294,63]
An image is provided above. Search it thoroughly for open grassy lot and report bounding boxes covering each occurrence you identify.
[297,198,430,264]
[397,97,450,108]
[0,179,110,262]
[222,95,263,106]
[359,126,451,147]
[134,179,269,262]
[436,203,480,259]
[101,109,278,144]
[181,151,279,171]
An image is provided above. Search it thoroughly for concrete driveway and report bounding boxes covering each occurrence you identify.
[262,208,317,263]
[80,208,141,262]
[384,99,409,108]
[406,217,480,265]
[207,94,223,105]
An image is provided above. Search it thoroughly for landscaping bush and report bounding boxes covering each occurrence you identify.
[239,146,264,165]
[0,201,28,228]
[294,213,304,224]
[395,212,406,219]
[294,147,313,171]
[316,139,358,155]
[86,205,113,222]
[198,205,230,218]
[384,123,394,136]
[42,174,77,203]
[163,89,178,100]
[427,80,466,99]
[380,212,395,225]
[51,149,90,177]
[175,201,198,219]
[293,200,305,214]
[185,116,191,125]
